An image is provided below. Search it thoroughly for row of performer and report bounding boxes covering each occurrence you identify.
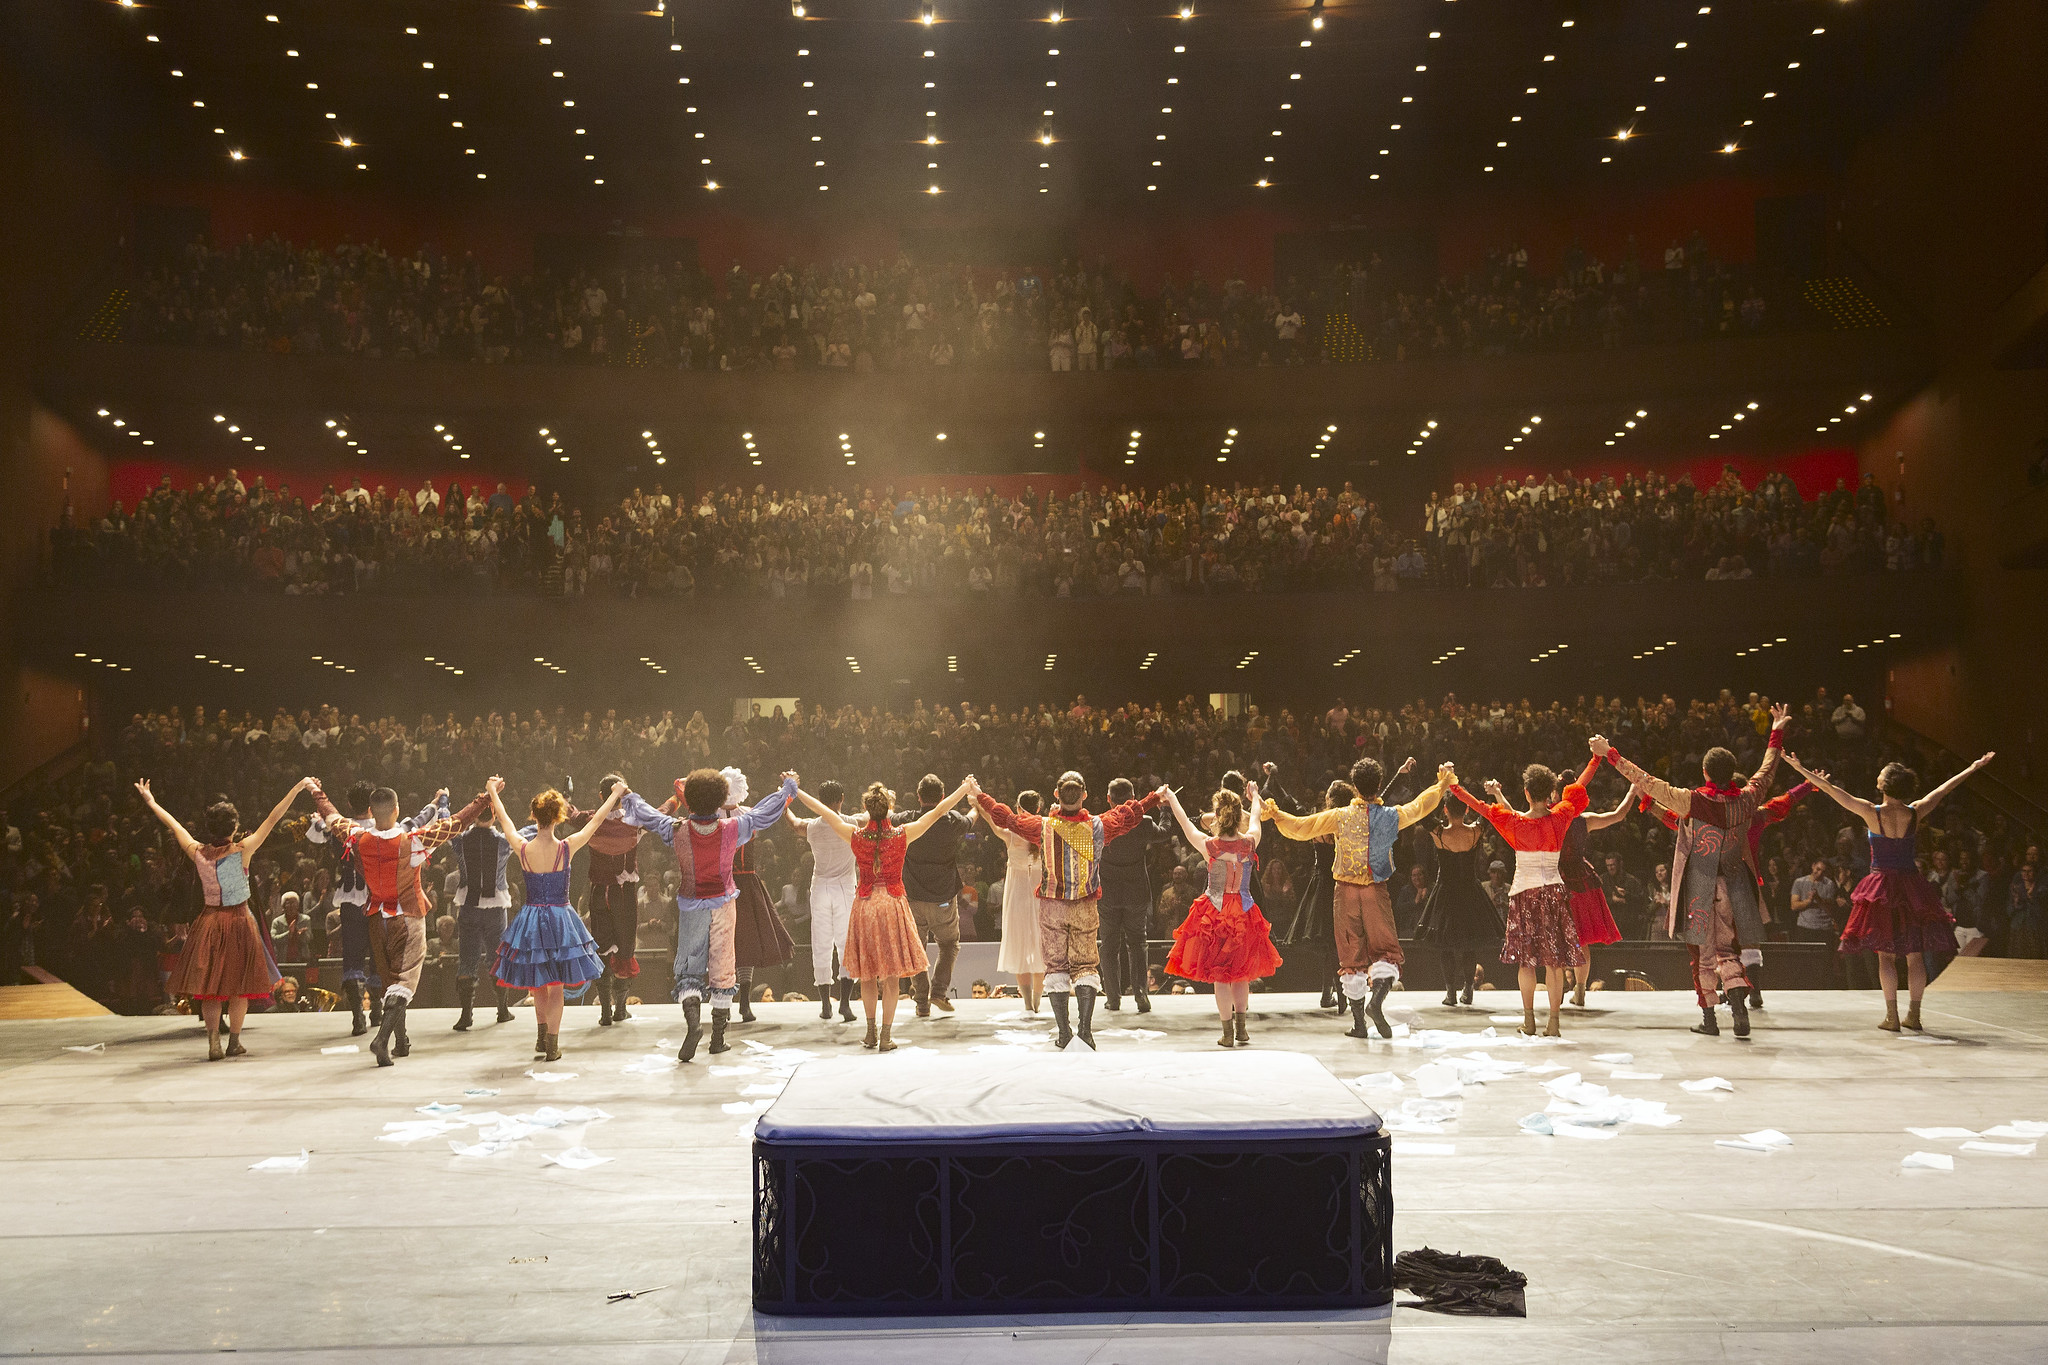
[131,706,1992,1062]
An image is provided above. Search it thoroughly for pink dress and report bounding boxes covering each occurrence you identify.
[842,825,931,981]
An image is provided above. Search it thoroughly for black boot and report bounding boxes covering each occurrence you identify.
[370,999,405,1067]
[1365,978,1394,1039]
[1050,992,1074,1048]
[1345,996,1372,1038]
[1691,1005,1721,1036]
[347,981,368,1037]
[453,978,476,1032]
[1460,967,1474,1007]
[1319,984,1336,1010]
[368,988,384,1027]
[1440,953,1460,1007]
[598,969,615,1026]
[612,977,631,1022]
[1746,963,1764,1010]
[1728,988,1752,1039]
[709,1007,731,1054]
[819,987,836,1020]
[679,998,703,1062]
[392,1001,411,1057]
[737,993,756,1024]
[912,971,933,1018]
[1135,981,1151,1014]
[837,977,856,1023]
[495,985,515,1024]
[1076,985,1099,1050]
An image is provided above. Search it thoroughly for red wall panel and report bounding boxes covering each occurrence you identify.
[1450,445,1859,501]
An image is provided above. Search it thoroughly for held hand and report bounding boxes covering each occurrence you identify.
[1809,766,1831,783]
[1588,734,1611,757]
[1973,751,1996,770]
[1770,702,1792,731]
[133,778,152,801]
[434,787,449,803]
[487,775,505,795]
[1436,762,1456,786]
[1244,781,1260,804]
[1398,757,1416,775]
[1261,761,1277,778]
[781,771,800,788]
[1783,751,1808,773]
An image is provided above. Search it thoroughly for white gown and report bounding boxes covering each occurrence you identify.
[994,827,1045,975]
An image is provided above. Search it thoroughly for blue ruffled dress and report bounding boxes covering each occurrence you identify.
[495,840,605,988]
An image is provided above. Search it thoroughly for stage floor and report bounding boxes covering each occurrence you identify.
[3,989,2046,1364]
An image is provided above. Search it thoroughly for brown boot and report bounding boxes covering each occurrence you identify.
[1880,1000,1901,1032]
[1571,972,1587,1008]
[1517,1005,1538,1037]
[1233,1010,1249,1046]
[863,1019,879,1050]
[206,1031,225,1062]
[878,1022,898,1053]
[1543,1008,1562,1038]
[225,1034,247,1057]
[1217,1015,1235,1048]
[543,1033,562,1063]
[1902,1002,1923,1033]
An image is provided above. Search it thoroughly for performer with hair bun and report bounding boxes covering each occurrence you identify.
[483,778,622,1062]
[1783,748,1993,1032]
[1450,759,1598,1038]
[1414,798,1501,1008]
[1161,782,1281,1048]
[1558,788,1642,1006]
[620,768,797,1061]
[794,777,972,1052]
[136,777,310,1061]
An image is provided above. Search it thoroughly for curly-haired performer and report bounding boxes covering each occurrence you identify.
[483,777,624,1062]
[1783,748,1993,1032]
[136,777,310,1060]
[618,769,796,1061]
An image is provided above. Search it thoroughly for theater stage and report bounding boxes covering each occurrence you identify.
[3,990,2046,1365]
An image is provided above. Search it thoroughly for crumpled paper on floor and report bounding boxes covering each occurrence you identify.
[319,1044,360,1055]
[463,1088,499,1097]
[1679,1076,1734,1093]
[379,1118,469,1143]
[524,1069,578,1083]
[1592,1052,1633,1064]
[1409,1061,1463,1098]
[621,1054,679,1075]
[1094,1028,1166,1040]
[743,1040,775,1054]
[415,1101,463,1115]
[1349,1071,1403,1091]
[448,1139,518,1157]
[1906,1127,1979,1140]
[1960,1140,2036,1156]
[250,1150,311,1172]
[1984,1121,2048,1140]
[542,1146,613,1170]
[1901,1151,1954,1170]
[510,1105,610,1128]
[1552,1121,1617,1140]
[62,1043,106,1053]
[1518,1113,1555,1135]
[1541,1072,1608,1103]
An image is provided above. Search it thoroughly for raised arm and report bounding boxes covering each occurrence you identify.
[905,778,972,843]
[616,789,681,845]
[1260,800,1341,842]
[1242,781,1263,847]
[794,786,857,844]
[975,788,1044,847]
[1100,786,1167,842]
[1553,755,1602,818]
[238,777,314,858]
[485,777,529,856]
[1582,782,1643,832]
[1914,752,1995,816]
[733,773,800,844]
[1780,751,1879,827]
[404,789,451,831]
[1591,734,1693,819]
[1162,787,1212,856]
[133,778,200,855]
[561,781,627,856]
[1393,763,1455,830]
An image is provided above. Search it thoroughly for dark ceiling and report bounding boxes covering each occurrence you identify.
[12,0,1979,216]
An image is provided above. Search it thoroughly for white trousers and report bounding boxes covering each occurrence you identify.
[809,874,856,985]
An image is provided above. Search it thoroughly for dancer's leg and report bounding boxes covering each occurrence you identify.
[1877,951,1899,1007]
[861,978,879,1021]
[1906,951,1927,1006]
[1021,971,1041,1012]
[1543,965,1565,1034]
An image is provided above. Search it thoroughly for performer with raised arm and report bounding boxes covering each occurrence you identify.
[1277,777,1355,1014]
[1782,748,1993,1032]
[1414,797,1502,1008]
[1161,781,1281,1047]
[979,789,1047,1014]
[972,770,1167,1050]
[1558,786,1642,1007]
[137,777,310,1061]
[1449,759,1599,1038]
[1592,703,1790,1039]
[305,780,488,1066]
[449,800,517,1032]
[1098,776,1173,1014]
[719,768,797,1025]
[1261,759,1454,1041]
[571,774,647,1028]
[484,776,622,1062]
[793,777,972,1052]
[304,779,389,1036]
[618,768,796,1061]
[786,780,860,1023]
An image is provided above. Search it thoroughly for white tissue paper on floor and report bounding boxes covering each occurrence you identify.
[1610,1070,1664,1081]
[1350,1071,1403,1090]
[477,1120,541,1143]
[1409,1061,1464,1098]
[448,1139,518,1157]
[1984,1121,2048,1140]
[1592,1052,1633,1064]
[1445,1051,1533,1085]
[708,1065,759,1077]
[62,1043,106,1054]
[1392,1142,1456,1156]
[1518,1113,1555,1135]
[621,1054,679,1075]
[1095,1028,1166,1040]
[510,1105,611,1128]
[524,1069,578,1083]
[1552,1121,1618,1140]
[1906,1127,1979,1140]
[1960,1140,2036,1156]
[996,1030,1051,1045]
[1061,1037,1094,1055]
[319,1044,360,1055]
[249,1150,311,1172]
[1901,1151,1954,1171]
[1714,1129,1791,1153]
[1680,1076,1735,1093]
[542,1146,612,1170]
[463,1088,499,1097]
[379,1118,469,1143]
[1541,1072,1608,1103]
[415,1101,463,1115]
[743,1040,775,1054]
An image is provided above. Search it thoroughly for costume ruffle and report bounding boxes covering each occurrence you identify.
[1165,893,1284,984]
[494,903,605,988]
[170,905,280,1001]
[1842,870,1957,959]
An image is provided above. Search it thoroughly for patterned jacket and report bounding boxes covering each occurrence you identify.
[976,791,1164,902]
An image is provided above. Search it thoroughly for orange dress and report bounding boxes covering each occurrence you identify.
[842,825,931,981]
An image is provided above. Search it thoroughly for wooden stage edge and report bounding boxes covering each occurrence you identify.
[1927,956,2048,992]
[0,982,114,1020]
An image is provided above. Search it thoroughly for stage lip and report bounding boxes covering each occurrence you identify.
[753,1048,1382,1145]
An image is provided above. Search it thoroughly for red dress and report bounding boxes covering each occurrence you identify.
[1560,815,1622,947]
[843,825,931,981]
[1166,837,1284,984]
[1453,760,1597,969]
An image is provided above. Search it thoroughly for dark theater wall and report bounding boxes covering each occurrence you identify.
[1839,0,2048,786]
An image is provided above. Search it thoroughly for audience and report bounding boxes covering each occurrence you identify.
[2,684,2033,1015]
[51,463,1939,597]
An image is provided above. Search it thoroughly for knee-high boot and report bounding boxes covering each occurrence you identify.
[453,977,476,1032]
[836,976,856,1022]
[347,980,368,1036]
[1365,978,1394,1039]
[495,983,515,1024]
[612,975,632,1022]
[736,968,756,1023]
[370,998,406,1068]
[1075,985,1099,1050]
[1049,992,1073,1048]
[597,966,616,1026]
[1439,951,1461,1007]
